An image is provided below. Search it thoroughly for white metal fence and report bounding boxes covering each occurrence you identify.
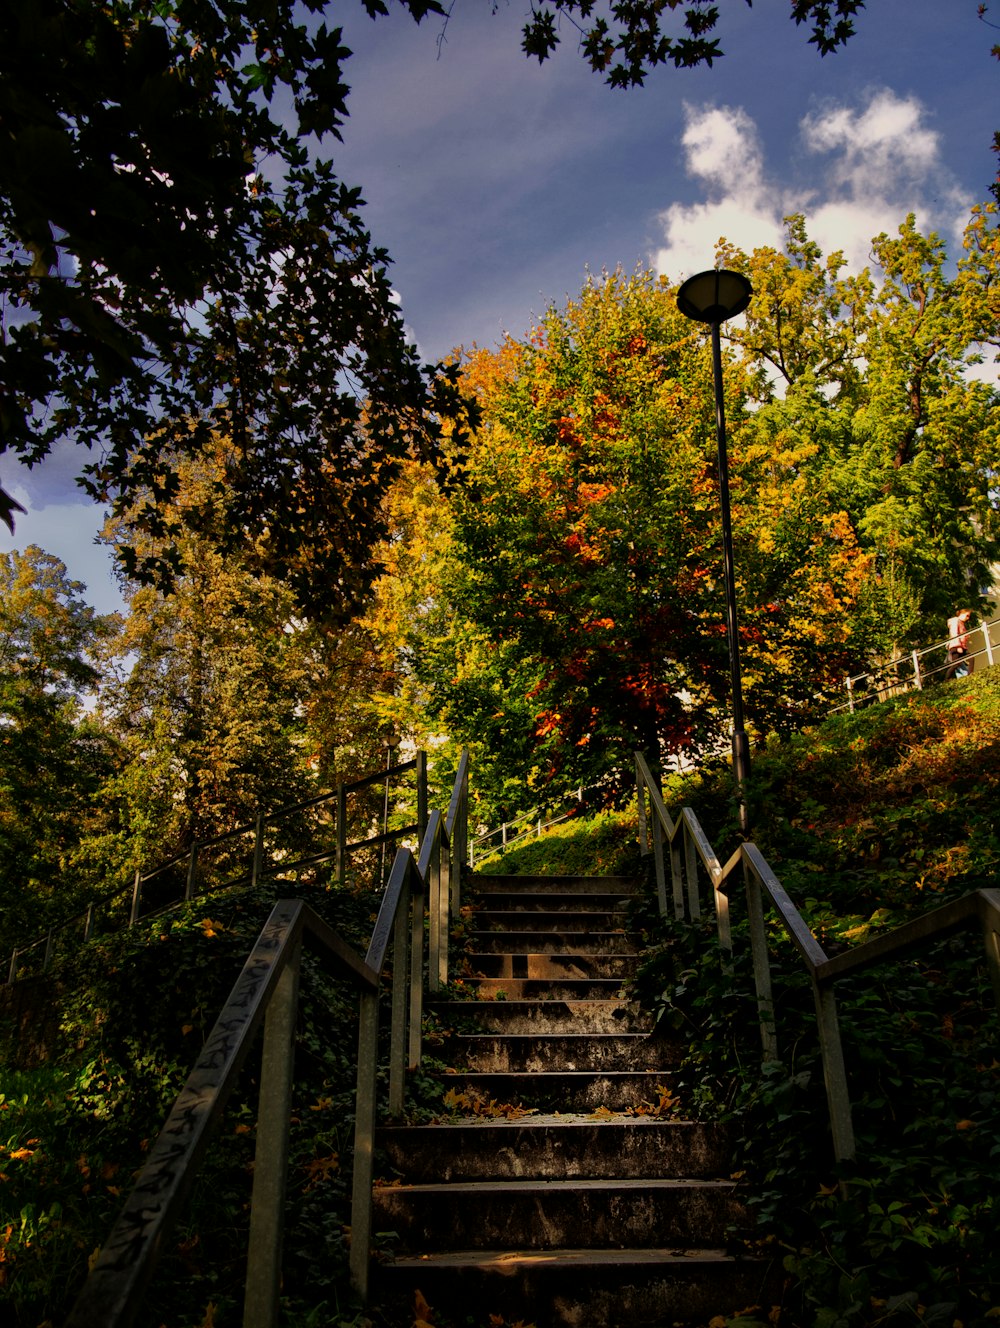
[833,615,1000,714]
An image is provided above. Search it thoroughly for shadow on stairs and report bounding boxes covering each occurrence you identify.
[368,871,781,1328]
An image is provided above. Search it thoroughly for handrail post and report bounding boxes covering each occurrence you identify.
[981,905,1000,1013]
[7,949,17,984]
[812,977,856,1172]
[336,783,347,888]
[668,824,684,918]
[244,945,301,1328]
[43,929,54,973]
[452,757,468,913]
[744,855,778,1061]
[251,812,265,888]
[846,675,854,713]
[350,987,380,1301]
[389,868,412,1115]
[435,830,449,991]
[684,827,700,920]
[130,868,142,925]
[635,755,650,855]
[416,750,428,844]
[185,844,199,901]
[911,649,922,690]
[83,905,94,944]
[984,619,996,668]
[409,864,425,1070]
[650,808,668,916]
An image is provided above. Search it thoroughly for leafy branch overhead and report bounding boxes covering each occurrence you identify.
[0,0,476,620]
[522,0,866,87]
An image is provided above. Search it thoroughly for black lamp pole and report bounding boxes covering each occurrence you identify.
[677,268,754,836]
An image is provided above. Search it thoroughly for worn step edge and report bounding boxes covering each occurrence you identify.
[373,1246,781,1328]
[433,1071,680,1110]
[468,933,641,954]
[378,1117,732,1181]
[472,899,633,908]
[462,954,639,979]
[472,912,634,931]
[455,978,630,999]
[470,875,641,890]
[431,1011,653,1036]
[374,1179,745,1250]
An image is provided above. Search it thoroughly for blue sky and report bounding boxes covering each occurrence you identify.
[2,0,996,612]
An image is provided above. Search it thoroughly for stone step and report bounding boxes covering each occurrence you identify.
[471,874,642,896]
[463,952,638,980]
[472,909,633,933]
[428,998,652,1035]
[471,892,636,913]
[373,1247,781,1328]
[457,976,629,1000]
[468,931,640,955]
[432,1070,681,1112]
[374,1176,746,1251]
[379,1117,733,1181]
[444,1033,672,1073]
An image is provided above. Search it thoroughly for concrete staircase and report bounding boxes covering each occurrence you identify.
[371,872,777,1327]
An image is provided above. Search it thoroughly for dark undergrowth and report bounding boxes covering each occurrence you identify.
[1,670,998,1328]
[629,669,1000,1328]
[0,878,382,1328]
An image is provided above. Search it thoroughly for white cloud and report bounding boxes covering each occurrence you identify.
[801,92,939,193]
[655,103,792,282]
[655,90,971,281]
[679,103,768,192]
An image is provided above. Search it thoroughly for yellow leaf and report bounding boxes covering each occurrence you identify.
[955,1119,976,1131]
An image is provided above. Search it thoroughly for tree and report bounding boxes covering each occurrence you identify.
[90,445,406,883]
[0,546,120,948]
[724,211,1000,646]
[0,0,911,622]
[0,0,473,620]
[394,269,873,797]
[520,0,864,87]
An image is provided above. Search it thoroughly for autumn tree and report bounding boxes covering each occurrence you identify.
[723,210,1000,653]
[1,0,921,606]
[388,269,874,799]
[0,547,120,948]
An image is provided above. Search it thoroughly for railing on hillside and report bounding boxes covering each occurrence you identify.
[635,752,1000,1169]
[469,787,585,866]
[65,750,470,1328]
[833,615,999,714]
[8,754,431,985]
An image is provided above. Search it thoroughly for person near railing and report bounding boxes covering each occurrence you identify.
[946,608,973,678]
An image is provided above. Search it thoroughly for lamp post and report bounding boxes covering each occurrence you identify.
[677,268,754,836]
[380,733,401,882]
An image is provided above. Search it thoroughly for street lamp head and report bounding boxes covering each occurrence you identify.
[676,269,753,325]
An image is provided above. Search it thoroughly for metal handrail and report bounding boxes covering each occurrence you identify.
[634,752,1000,1168]
[65,752,470,1328]
[832,615,999,714]
[8,753,430,984]
[469,784,588,865]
